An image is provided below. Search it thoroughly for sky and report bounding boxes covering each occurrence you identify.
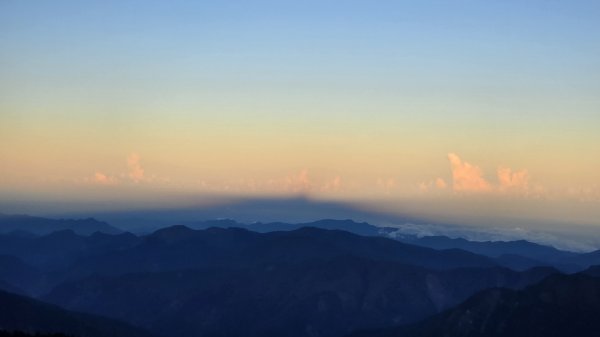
[1,1,599,228]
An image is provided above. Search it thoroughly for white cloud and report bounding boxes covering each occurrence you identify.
[127,153,145,183]
[447,153,492,192]
[443,153,533,195]
[92,172,118,185]
[384,222,596,252]
[497,167,529,191]
[435,178,447,189]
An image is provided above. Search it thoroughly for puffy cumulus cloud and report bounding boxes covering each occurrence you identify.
[92,172,118,185]
[127,153,145,183]
[86,153,149,186]
[497,167,529,191]
[435,153,535,195]
[447,153,492,193]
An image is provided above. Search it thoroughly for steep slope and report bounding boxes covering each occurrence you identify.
[351,273,600,337]
[0,289,155,337]
[581,265,600,277]
[0,255,44,296]
[566,249,600,269]
[45,256,556,337]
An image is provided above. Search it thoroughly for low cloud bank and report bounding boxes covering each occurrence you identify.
[384,221,598,252]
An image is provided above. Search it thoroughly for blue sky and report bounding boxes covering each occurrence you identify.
[1,0,599,227]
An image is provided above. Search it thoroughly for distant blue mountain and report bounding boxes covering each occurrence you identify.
[0,213,121,235]
[81,197,427,232]
[392,235,575,260]
[566,249,600,269]
[187,218,382,236]
[184,218,584,271]
[391,234,579,270]
[61,226,497,281]
[0,230,140,266]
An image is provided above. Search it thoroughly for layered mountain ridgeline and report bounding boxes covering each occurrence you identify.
[63,225,498,278]
[349,271,600,337]
[8,225,547,337]
[0,230,140,271]
[0,255,43,296]
[44,258,556,337]
[0,214,121,236]
[392,235,576,265]
[0,289,154,337]
[187,218,382,236]
[2,214,591,271]
[167,219,593,272]
[0,216,598,337]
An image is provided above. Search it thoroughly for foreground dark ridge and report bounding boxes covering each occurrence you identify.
[0,332,70,337]
[349,271,600,337]
[0,288,154,337]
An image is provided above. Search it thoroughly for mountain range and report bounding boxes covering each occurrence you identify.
[0,214,121,236]
[0,214,599,336]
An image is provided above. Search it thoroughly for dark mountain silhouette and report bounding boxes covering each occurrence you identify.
[0,255,43,296]
[0,331,70,337]
[566,249,600,269]
[0,288,155,337]
[3,230,38,239]
[61,226,498,282]
[581,265,600,277]
[349,272,600,337]
[0,214,121,236]
[393,235,575,262]
[45,256,556,337]
[0,279,23,295]
[391,234,587,272]
[188,218,382,236]
[83,197,429,233]
[0,215,595,337]
[0,230,140,272]
[0,231,141,295]
[492,253,549,271]
[187,220,584,271]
